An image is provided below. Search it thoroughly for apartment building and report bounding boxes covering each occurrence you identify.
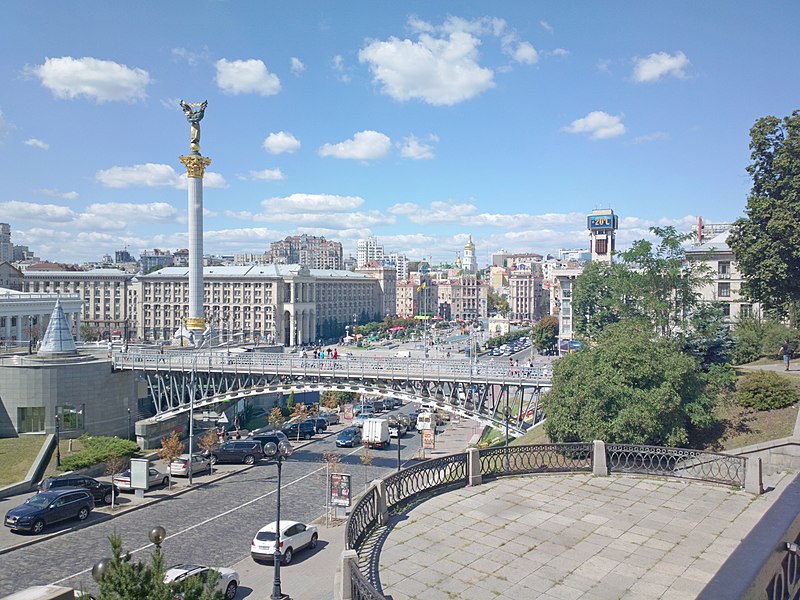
[508,263,545,323]
[266,234,343,270]
[355,261,397,318]
[357,237,384,267]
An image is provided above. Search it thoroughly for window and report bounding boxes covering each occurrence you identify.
[60,404,85,431]
[740,304,753,318]
[17,407,46,433]
[721,303,731,317]
[718,282,731,297]
[718,261,731,275]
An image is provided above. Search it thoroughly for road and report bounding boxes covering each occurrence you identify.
[0,406,428,599]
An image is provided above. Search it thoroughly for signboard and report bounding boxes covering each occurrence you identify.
[587,214,618,231]
[343,404,354,420]
[130,458,150,490]
[422,429,436,450]
[330,473,351,507]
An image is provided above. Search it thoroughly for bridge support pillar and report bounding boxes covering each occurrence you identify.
[336,549,359,600]
[593,440,608,476]
[467,447,482,486]
[745,457,763,495]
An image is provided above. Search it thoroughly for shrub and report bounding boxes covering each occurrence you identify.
[735,371,799,411]
[732,318,800,364]
[59,435,140,471]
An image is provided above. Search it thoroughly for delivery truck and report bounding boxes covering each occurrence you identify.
[362,418,390,449]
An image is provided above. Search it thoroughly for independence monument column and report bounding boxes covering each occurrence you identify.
[178,100,211,346]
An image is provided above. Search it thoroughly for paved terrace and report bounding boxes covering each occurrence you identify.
[366,420,795,600]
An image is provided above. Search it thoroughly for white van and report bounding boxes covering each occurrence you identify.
[395,350,412,358]
[420,401,438,412]
[416,412,436,431]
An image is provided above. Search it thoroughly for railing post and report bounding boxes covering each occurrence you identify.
[467,447,482,486]
[336,549,359,600]
[592,440,608,476]
[745,457,763,494]
[373,479,389,526]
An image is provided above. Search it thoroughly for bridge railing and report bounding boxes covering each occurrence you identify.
[341,442,751,600]
[113,348,553,385]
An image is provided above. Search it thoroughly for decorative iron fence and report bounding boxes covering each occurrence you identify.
[384,453,468,507]
[479,443,593,478]
[351,568,385,600]
[606,444,747,487]
[345,485,380,552]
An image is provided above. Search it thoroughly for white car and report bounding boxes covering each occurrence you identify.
[163,564,239,599]
[169,454,211,477]
[112,467,169,491]
[251,520,319,564]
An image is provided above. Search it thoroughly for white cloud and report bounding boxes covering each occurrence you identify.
[563,111,626,140]
[550,48,570,57]
[37,188,78,200]
[0,200,76,222]
[32,56,150,102]
[290,57,305,75]
[632,131,670,144]
[244,168,284,181]
[633,51,689,83]
[261,193,364,213]
[96,163,226,189]
[263,131,300,154]
[75,202,179,231]
[511,41,539,65]
[215,58,281,95]
[359,21,495,105]
[332,55,351,83]
[24,138,49,150]
[399,134,436,160]
[540,20,554,33]
[597,59,612,73]
[171,47,210,66]
[319,130,391,160]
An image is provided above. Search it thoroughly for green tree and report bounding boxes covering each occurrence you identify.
[543,319,716,447]
[531,316,559,354]
[268,406,285,429]
[728,111,800,326]
[487,290,510,316]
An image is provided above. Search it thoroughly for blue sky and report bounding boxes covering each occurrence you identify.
[1,1,798,266]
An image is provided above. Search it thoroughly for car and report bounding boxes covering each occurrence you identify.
[320,411,340,425]
[248,430,289,453]
[251,520,319,564]
[303,417,328,434]
[113,467,169,492]
[352,412,375,428]
[210,440,265,465]
[382,398,398,410]
[388,421,407,438]
[282,421,317,441]
[5,488,94,534]
[352,404,374,417]
[407,411,421,430]
[169,454,211,477]
[370,399,385,412]
[163,564,239,600]
[38,475,119,506]
[336,427,362,448]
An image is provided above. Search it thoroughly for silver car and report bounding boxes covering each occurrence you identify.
[169,454,211,477]
[321,411,340,425]
[113,467,169,491]
[163,564,239,599]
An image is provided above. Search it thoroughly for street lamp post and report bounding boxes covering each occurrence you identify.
[55,414,61,468]
[503,402,511,471]
[388,416,401,471]
[187,360,197,486]
[264,440,293,600]
[127,407,132,441]
[92,526,166,588]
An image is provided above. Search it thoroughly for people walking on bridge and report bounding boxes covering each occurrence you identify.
[779,340,794,371]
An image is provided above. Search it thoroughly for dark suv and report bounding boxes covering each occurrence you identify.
[249,431,289,454]
[39,475,118,505]
[282,421,317,441]
[209,440,264,465]
[303,417,328,434]
[5,488,94,534]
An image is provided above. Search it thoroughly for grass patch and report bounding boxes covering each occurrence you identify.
[0,435,48,487]
[511,424,550,446]
[712,401,798,451]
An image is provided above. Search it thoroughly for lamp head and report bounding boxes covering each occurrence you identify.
[92,558,111,583]
[148,525,166,546]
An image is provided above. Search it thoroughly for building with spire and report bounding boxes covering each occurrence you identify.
[463,234,477,273]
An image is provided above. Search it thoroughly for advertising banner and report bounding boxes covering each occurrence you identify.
[330,473,351,507]
[344,404,354,420]
[422,429,436,449]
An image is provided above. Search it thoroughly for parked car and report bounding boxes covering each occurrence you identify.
[169,453,211,477]
[370,399,385,412]
[282,421,317,441]
[113,467,169,492]
[388,420,407,438]
[407,411,420,430]
[320,411,340,425]
[163,564,239,600]
[303,417,328,434]
[38,475,118,505]
[353,404,374,417]
[209,440,265,465]
[248,430,289,454]
[336,427,362,448]
[5,488,94,534]
[250,520,319,564]
[382,398,397,410]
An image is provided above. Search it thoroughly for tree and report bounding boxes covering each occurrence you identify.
[531,316,559,354]
[571,261,634,339]
[268,407,285,429]
[159,432,183,490]
[105,454,127,511]
[196,429,219,472]
[728,111,800,326]
[543,319,716,447]
[487,290,510,316]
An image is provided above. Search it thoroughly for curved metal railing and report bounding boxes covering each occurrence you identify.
[346,484,380,553]
[384,453,468,507]
[479,443,593,478]
[606,444,746,487]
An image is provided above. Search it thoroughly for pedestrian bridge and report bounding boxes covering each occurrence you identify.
[113,349,553,434]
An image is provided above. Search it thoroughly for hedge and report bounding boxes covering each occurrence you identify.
[58,435,141,472]
[735,371,799,411]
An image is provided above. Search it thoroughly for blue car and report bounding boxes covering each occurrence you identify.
[336,427,362,448]
[5,488,94,534]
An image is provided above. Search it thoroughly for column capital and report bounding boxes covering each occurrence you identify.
[179,155,212,178]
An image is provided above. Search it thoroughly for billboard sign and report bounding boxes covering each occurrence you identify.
[422,429,436,449]
[330,473,351,507]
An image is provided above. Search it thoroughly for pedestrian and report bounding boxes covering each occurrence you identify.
[333,348,338,360]
[779,340,794,371]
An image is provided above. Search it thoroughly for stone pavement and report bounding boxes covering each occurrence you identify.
[368,420,796,600]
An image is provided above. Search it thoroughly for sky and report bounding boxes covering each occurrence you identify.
[1,1,799,267]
